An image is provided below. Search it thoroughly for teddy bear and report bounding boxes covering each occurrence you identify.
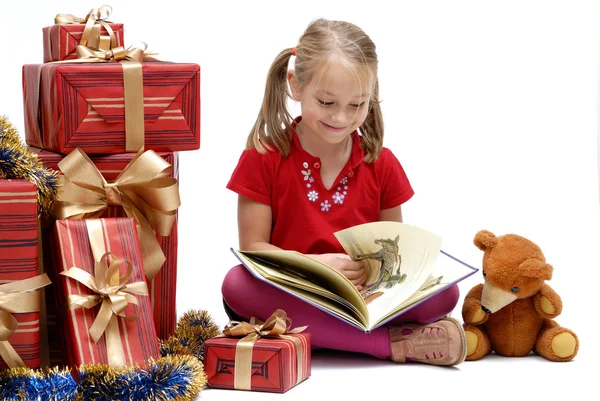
[462,230,579,361]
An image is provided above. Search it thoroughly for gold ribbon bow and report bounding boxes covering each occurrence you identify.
[223,309,308,391]
[54,147,180,281]
[55,5,117,52]
[61,251,148,367]
[0,274,52,368]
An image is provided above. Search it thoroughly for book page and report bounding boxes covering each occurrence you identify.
[334,221,443,329]
[372,250,478,328]
[237,250,368,322]
[233,250,368,329]
[246,254,362,317]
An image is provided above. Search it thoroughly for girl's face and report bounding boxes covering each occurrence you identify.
[290,61,372,146]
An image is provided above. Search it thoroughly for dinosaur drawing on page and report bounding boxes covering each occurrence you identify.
[355,235,406,300]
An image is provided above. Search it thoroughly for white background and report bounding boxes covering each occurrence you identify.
[1,1,598,400]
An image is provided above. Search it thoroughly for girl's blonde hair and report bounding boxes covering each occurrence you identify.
[246,18,384,163]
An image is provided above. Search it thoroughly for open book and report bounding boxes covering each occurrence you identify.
[231,221,478,332]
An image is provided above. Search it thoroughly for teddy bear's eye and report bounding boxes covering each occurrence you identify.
[511,286,520,293]
[482,270,486,277]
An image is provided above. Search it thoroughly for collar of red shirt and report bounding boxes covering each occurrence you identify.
[290,116,365,177]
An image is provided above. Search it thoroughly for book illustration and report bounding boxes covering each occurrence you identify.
[354,235,407,298]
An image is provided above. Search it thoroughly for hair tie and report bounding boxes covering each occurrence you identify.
[291,47,297,56]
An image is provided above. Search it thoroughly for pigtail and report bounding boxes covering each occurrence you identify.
[246,48,295,155]
[360,79,384,162]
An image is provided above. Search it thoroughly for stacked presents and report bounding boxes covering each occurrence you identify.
[1,5,311,396]
[2,5,199,374]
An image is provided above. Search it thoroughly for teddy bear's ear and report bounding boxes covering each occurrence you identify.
[519,259,553,280]
[474,230,497,251]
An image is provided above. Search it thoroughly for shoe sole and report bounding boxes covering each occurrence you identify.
[441,317,468,365]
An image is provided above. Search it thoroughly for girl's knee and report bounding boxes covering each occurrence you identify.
[440,284,460,308]
[221,264,249,301]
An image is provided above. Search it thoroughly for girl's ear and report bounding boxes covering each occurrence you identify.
[287,70,301,101]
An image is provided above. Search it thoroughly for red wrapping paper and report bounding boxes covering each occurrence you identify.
[23,62,201,154]
[204,333,311,393]
[0,180,42,369]
[33,147,178,341]
[50,218,160,367]
[42,23,125,63]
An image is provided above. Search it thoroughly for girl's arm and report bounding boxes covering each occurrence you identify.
[379,205,403,222]
[238,195,281,251]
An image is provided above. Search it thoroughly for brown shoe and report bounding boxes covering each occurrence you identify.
[389,317,467,366]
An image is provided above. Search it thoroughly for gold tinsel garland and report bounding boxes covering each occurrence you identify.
[0,115,59,216]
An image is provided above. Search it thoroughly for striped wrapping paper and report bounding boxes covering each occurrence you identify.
[33,147,179,341]
[22,62,201,154]
[50,218,160,367]
[42,22,125,63]
[204,333,311,393]
[0,180,42,369]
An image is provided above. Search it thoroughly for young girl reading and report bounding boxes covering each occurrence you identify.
[222,18,467,366]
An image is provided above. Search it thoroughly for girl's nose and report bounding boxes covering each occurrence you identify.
[331,108,349,124]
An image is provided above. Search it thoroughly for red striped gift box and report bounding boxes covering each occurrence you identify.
[33,147,179,341]
[42,22,125,63]
[0,180,42,369]
[23,62,200,154]
[50,218,160,367]
[204,333,311,393]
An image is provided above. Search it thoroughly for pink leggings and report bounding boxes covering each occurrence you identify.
[222,265,460,360]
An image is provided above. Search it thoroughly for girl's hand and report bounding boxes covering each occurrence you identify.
[310,253,367,290]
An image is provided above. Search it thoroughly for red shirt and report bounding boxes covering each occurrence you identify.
[227,121,414,255]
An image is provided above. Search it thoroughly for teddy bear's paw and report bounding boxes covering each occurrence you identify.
[535,326,579,362]
[463,324,491,361]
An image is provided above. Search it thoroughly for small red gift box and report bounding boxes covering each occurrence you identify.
[204,310,311,393]
[43,22,125,63]
[50,217,160,367]
[0,180,50,369]
[23,62,200,154]
[42,6,125,62]
[33,147,179,340]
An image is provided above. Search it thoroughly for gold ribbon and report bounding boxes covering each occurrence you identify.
[53,147,180,281]
[0,274,52,368]
[60,219,149,366]
[73,42,158,151]
[54,5,117,51]
[223,309,308,391]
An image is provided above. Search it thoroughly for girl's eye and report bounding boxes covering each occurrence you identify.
[350,102,366,109]
[317,99,333,106]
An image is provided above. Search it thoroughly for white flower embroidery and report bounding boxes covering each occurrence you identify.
[332,192,345,204]
[302,165,351,212]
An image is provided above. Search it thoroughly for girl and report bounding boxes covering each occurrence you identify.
[222,18,467,366]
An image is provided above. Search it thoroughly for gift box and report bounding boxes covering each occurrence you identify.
[0,180,50,369]
[43,22,125,63]
[33,147,179,340]
[23,62,201,154]
[42,5,125,63]
[50,217,160,367]
[204,310,311,393]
